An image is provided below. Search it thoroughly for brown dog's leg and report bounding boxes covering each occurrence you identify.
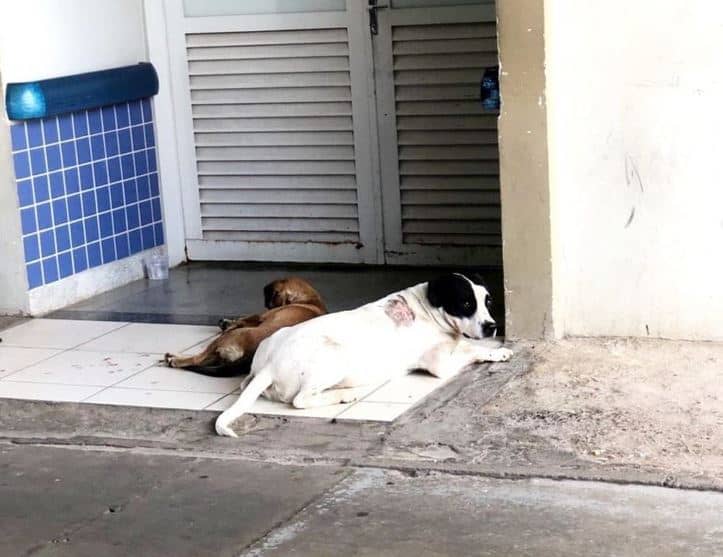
[165,339,220,369]
[219,313,263,332]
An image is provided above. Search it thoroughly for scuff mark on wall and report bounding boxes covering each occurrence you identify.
[624,207,636,228]
[625,155,645,193]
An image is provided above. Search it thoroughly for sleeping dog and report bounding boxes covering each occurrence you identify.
[215,273,512,436]
[164,277,326,376]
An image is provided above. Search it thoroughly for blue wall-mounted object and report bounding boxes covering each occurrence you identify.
[6,62,159,121]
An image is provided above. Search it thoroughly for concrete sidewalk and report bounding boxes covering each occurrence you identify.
[2,444,721,557]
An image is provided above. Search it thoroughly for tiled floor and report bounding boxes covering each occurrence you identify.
[0,318,464,422]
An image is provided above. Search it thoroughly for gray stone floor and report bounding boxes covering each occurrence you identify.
[45,262,506,333]
[2,444,721,557]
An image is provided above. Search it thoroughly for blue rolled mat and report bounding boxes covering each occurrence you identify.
[5,62,159,120]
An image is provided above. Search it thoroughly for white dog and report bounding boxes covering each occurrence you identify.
[215,273,513,437]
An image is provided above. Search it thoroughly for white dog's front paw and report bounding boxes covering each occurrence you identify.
[490,347,513,362]
[215,418,238,438]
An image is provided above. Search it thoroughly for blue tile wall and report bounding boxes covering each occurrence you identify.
[10,99,163,290]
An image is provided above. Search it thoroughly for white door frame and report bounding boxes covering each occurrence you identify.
[151,0,384,264]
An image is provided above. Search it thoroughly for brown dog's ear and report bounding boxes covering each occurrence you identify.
[263,281,281,309]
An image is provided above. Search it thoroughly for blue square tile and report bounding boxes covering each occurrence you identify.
[13,151,31,179]
[154,223,164,245]
[37,203,53,230]
[61,141,77,167]
[29,148,46,175]
[90,133,106,159]
[17,180,34,207]
[43,118,59,144]
[99,212,113,238]
[79,164,94,190]
[70,221,85,247]
[55,224,71,252]
[64,168,80,194]
[102,106,116,130]
[58,114,74,140]
[40,229,56,257]
[67,195,83,221]
[42,257,59,283]
[120,154,134,179]
[101,237,116,263]
[129,101,143,125]
[147,148,157,172]
[110,184,125,208]
[108,157,122,183]
[58,252,73,278]
[33,175,50,202]
[52,198,68,225]
[144,124,155,148]
[141,99,152,122]
[77,138,92,164]
[115,234,130,259]
[151,197,162,222]
[131,125,145,150]
[136,176,150,200]
[23,234,40,262]
[49,171,65,198]
[118,129,132,153]
[105,131,119,157]
[87,242,102,268]
[126,204,140,229]
[73,111,88,136]
[11,124,27,151]
[21,207,37,234]
[93,161,108,186]
[139,200,153,225]
[88,109,103,134]
[82,191,97,215]
[27,120,44,148]
[141,225,155,250]
[129,229,142,254]
[84,217,99,242]
[46,144,62,171]
[123,179,138,204]
[72,247,88,273]
[27,262,43,289]
[134,150,148,175]
[116,103,130,128]
[97,186,111,212]
[112,208,127,233]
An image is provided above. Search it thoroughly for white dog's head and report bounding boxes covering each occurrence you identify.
[425,273,497,339]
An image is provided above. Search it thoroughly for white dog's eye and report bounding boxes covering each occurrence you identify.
[485,295,492,308]
[463,301,471,310]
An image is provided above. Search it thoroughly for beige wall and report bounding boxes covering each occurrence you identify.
[544,0,723,340]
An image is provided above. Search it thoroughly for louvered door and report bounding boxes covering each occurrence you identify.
[374,1,502,265]
[166,1,381,263]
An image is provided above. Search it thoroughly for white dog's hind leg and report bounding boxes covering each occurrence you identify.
[215,368,273,437]
[292,387,364,409]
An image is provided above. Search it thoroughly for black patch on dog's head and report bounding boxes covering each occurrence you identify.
[426,274,477,318]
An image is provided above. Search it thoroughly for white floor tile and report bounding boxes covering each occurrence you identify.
[84,387,223,410]
[363,371,444,404]
[77,323,217,354]
[0,381,102,403]
[0,319,127,349]
[5,351,159,387]
[336,401,411,422]
[205,393,350,419]
[0,346,61,378]
[115,365,242,394]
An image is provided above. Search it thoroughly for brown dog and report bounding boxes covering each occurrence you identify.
[164,277,326,376]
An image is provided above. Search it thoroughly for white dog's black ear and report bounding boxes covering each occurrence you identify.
[426,274,477,317]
